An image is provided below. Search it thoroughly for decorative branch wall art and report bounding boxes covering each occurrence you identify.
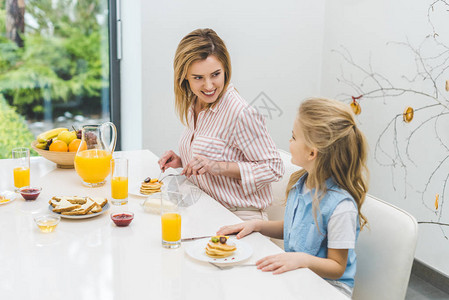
[333,0,449,237]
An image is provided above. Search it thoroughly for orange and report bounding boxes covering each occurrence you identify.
[49,140,68,152]
[69,139,87,152]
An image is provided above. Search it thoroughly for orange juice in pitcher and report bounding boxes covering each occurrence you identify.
[74,122,116,187]
[75,149,112,184]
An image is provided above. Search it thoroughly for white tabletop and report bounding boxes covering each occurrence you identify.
[0,150,346,300]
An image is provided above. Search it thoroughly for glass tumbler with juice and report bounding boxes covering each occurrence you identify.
[12,147,30,190]
[110,157,128,205]
[161,191,183,249]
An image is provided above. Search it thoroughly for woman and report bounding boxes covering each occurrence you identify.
[158,28,284,220]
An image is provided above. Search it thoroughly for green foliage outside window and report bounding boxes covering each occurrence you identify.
[0,94,35,158]
[0,0,108,118]
[0,0,108,158]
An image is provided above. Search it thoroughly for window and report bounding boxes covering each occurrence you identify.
[0,0,120,158]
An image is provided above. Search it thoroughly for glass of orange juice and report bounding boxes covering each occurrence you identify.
[12,147,30,190]
[110,157,128,205]
[161,191,183,249]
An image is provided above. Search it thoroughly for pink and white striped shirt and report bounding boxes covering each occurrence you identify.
[179,84,285,210]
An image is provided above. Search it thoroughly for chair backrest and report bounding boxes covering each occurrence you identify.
[267,149,300,248]
[353,194,418,300]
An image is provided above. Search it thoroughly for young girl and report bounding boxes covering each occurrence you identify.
[217,97,369,297]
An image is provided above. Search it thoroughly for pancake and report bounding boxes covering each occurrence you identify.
[140,180,163,195]
[206,241,236,252]
[205,236,236,258]
[205,247,234,258]
[139,188,160,195]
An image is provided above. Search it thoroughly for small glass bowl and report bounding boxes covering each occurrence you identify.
[19,186,42,201]
[141,193,162,214]
[111,211,134,227]
[34,214,60,233]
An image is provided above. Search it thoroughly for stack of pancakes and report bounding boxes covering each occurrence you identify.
[140,180,163,195]
[205,237,237,258]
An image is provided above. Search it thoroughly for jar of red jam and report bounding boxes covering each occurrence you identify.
[111,212,134,227]
[19,186,42,201]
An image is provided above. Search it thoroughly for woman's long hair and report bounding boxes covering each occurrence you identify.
[173,28,231,125]
[286,98,369,230]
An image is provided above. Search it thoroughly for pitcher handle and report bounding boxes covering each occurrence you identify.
[100,122,117,154]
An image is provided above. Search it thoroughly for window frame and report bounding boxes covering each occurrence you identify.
[109,0,122,151]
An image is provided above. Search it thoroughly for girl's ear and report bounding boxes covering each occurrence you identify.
[309,148,318,161]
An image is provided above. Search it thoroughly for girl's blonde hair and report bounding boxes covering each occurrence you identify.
[174,28,232,125]
[286,98,369,230]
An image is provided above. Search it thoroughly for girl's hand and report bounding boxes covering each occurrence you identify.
[216,220,261,239]
[182,155,221,178]
[256,252,311,275]
[158,151,182,172]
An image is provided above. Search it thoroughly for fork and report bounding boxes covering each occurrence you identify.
[209,262,256,270]
[159,173,182,182]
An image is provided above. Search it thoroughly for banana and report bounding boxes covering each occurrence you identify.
[37,128,68,143]
[35,142,48,150]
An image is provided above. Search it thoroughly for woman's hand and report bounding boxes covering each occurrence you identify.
[182,156,241,179]
[216,220,262,239]
[182,155,221,178]
[158,150,182,172]
[256,252,311,275]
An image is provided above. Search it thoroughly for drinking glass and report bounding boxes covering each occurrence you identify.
[110,158,128,205]
[12,147,30,190]
[161,191,183,249]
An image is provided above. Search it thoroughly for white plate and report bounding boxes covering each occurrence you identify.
[129,175,188,198]
[48,202,110,219]
[185,238,253,264]
[0,190,17,205]
[130,182,201,209]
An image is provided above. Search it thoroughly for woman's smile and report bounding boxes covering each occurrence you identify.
[202,89,216,96]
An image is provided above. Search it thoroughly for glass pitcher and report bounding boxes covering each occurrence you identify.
[74,122,117,187]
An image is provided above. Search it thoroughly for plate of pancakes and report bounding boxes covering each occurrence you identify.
[129,178,163,197]
[185,236,253,264]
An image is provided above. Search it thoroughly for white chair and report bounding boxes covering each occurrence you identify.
[353,194,418,300]
[267,149,300,248]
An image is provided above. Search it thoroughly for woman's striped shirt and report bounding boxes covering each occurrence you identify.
[179,84,284,210]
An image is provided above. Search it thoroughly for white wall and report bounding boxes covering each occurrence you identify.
[120,0,142,151]
[134,0,326,156]
[321,0,449,275]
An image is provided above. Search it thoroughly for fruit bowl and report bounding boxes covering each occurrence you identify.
[31,141,76,169]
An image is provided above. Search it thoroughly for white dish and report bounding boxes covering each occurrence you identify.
[185,238,253,264]
[0,190,16,205]
[129,175,187,197]
[141,196,176,214]
[48,202,110,219]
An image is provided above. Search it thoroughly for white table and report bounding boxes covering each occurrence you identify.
[0,150,346,300]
